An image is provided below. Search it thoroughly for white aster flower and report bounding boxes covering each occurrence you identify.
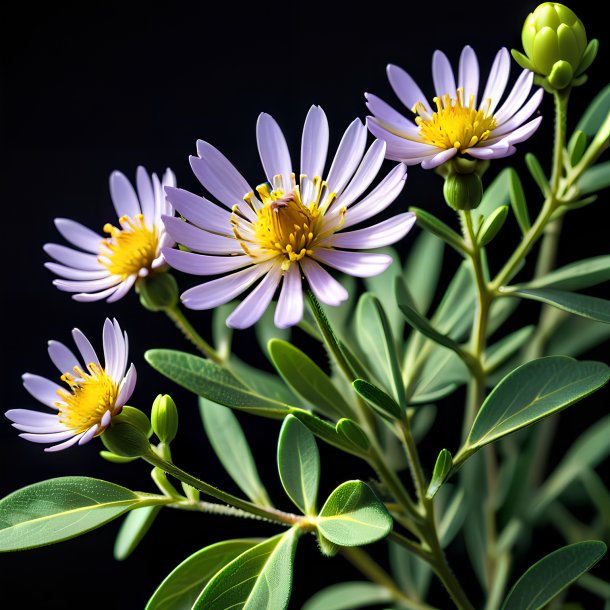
[161,105,415,329]
[5,319,136,452]
[366,46,544,169]
[45,167,176,302]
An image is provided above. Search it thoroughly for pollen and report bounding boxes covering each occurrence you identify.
[55,364,119,435]
[99,214,158,278]
[414,88,497,152]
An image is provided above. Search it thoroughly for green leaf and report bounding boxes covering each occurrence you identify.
[302,582,392,610]
[508,168,531,234]
[475,167,511,222]
[389,540,432,601]
[513,288,610,324]
[521,256,610,291]
[194,529,300,610]
[200,397,271,506]
[99,450,137,464]
[212,302,234,361]
[335,418,371,452]
[0,477,162,551]
[317,481,392,546]
[427,449,452,499]
[268,339,354,420]
[397,279,466,356]
[277,415,320,516]
[229,356,298,405]
[478,205,509,247]
[546,316,610,357]
[356,293,406,406]
[461,357,610,459]
[501,541,607,610]
[525,153,549,194]
[409,206,465,253]
[114,505,161,561]
[577,160,610,195]
[485,326,535,372]
[568,131,588,167]
[411,405,437,443]
[575,84,610,137]
[403,231,444,316]
[146,539,259,610]
[145,350,292,419]
[352,379,403,420]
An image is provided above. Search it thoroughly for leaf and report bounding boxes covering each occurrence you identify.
[460,357,610,459]
[200,397,271,506]
[427,449,452,499]
[114,505,161,561]
[568,131,588,167]
[356,293,406,406]
[508,168,531,234]
[521,256,610,291]
[389,540,432,602]
[501,541,607,610]
[146,539,259,610]
[229,356,298,405]
[525,153,549,194]
[277,415,320,516]
[411,405,437,442]
[193,529,300,610]
[0,477,162,551]
[546,316,610,357]
[268,339,354,420]
[575,84,610,137]
[409,206,465,253]
[577,160,610,195]
[403,231,444,316]
[302,582,392,610]
[352,379,403,420]
[317,481,392,546]
[513,289,610,324]
[145,349,292,419]
[478,205,509,247]
[474,167,511,222]
[485,326,535,372]
[335,418,371,452]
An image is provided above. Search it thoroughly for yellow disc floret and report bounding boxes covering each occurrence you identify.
[55,364,119,434]
[100,214,158,278]
[414,88,497,152]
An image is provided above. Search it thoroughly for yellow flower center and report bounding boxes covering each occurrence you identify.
[232,176,344,271]
[100,214,158,278]
[414,88,497,152]
[55,364,119,434]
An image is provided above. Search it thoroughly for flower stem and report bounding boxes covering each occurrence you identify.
[164,304,223,364]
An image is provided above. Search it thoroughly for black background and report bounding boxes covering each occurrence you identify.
[1,1,608,608]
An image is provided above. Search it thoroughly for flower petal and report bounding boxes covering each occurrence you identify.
[22,374,63,409]
[300,257,348,306]
[257,113,293,192]
[325,213,416,249]
[44,434,84,452]
[313,249,392,277]
[162,216,242,254]
[72,328,100,367]
[162,247,251,276]
[420,147,458,169]
[338,139,386,208]
[325,118,367,196]
[106,275,137,303]
[44,244,103,271]
[386,64,429,113]
[78,424,99,445]
[116,364,137,408]
[365,93,420,137]
[109,171,141,219]
[54,219,103,253]
[73,285,122,302]
[48,340,81,375]
[492,88,543,138]
[494,70,534,125]
[20,430,77,444]
[164,186,233,234]
[458,45,480,106]
[432,50,456,97]
[53,276,121,294]
[366,118,438,163]
[274,264,303,328]
[45,263,109,281]
[480,47,511,113]
[5,409,60,427]
[136,166,155,222]
[301,105,329,180]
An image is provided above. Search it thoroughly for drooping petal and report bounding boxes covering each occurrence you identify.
[44,263,109,281]
[44,434,84,452]
[78,424,99,445]
[73,285,122,303]
[300,257,348,306]
[274,264,303,328]
[109,171,141,219]
[421,147,458,169]
[257,113,293,192]
[432,50,456,97]
[20,430,77,444]
[116,364,137,408]
[54,219,103,253]
[5,409,62,427]
[313,250,392,277]
[53,276,121,294]
[386,64,430,113]
[162,247,251,275]
[106,275,137,303]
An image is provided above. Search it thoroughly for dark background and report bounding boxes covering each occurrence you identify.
[0,1,608,608]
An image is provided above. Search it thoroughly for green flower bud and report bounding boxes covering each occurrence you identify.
[151,394,179,444]
[443,172,483,211]
[136,272,179,312]
[519,3,590,90]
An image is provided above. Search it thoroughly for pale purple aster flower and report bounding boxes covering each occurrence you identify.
[161,105,414,329]
[45,167,176,302]
[366,46,544,169]
[5,319,136,452]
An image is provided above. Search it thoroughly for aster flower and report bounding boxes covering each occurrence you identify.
[5,319,136,452]
[45,167,176,302]
[366,46,544,169]
[161,106,414,329]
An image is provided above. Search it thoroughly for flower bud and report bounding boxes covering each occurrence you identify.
[151,394,179,444]
[515,3,593,90]
[443,172,483,211]
[136,272,179,312]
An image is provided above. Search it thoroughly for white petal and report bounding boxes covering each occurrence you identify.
[492,89,544,137]
[106,275,136,303]
[366,118,439,162]
[458,46,480,106]
[494,70,534,125]
[162,216,241,254]
[44,244,103,271]
[257,113,293,192]
[274,264,303,328]
[22,374,63,408]
[365,93,420,137]
[20,430,76,443]
[162,248,251,275]
[325,213,416,249]
[5,409,60,427]
[73,285,122,302]
[45,263,109,280]
[387,64,429,113]
[301,105,329,180]
[109,171,141,219]
[78,424,99,445]
[44,434,84,452]
[480,48,511,113]
[338,139,386,208]
[136,166,155,221]
[54,219,103,253]
[300,257,348,306]
[72,328,100,367]
[325,119,368,197]
[432,50,456,97]
[313,250,392,277]
[164,186,232,234]
[116,364,137,408]
[53,276,121,294]
[226,263,283,329]
[420,148,458,169]
[48,340,81,374]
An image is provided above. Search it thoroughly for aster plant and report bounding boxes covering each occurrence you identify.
[2,3,610,610]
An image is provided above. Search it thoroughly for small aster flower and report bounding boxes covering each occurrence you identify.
[5,318,136,452]
[45,167,176,302]
[161,105,414,329]
[366,46,544,169]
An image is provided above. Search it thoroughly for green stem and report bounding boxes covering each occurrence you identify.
[143,449,301,526]
[164,304,223,364]
[399,420,428,504]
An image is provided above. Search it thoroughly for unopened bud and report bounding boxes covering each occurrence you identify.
[136,272,179,312]
[443,172,483,211]
[151,394,179,444]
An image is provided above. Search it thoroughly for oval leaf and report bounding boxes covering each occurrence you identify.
[277,415,320,515]
[335,418,371,452]
[200,397,271,506]
[463,357,610,456]
[268,339,354,420]
[525,153,549,195]
[478,205,509,247]
[501,541,607,610]
[194,529,300,610]
[426,449,452,499]
[114,505,161,560]
[317,481,392,546]
[352,378,403,420]
[146,539,259,610]
[302,582,392,610]
[0,477,159,551]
